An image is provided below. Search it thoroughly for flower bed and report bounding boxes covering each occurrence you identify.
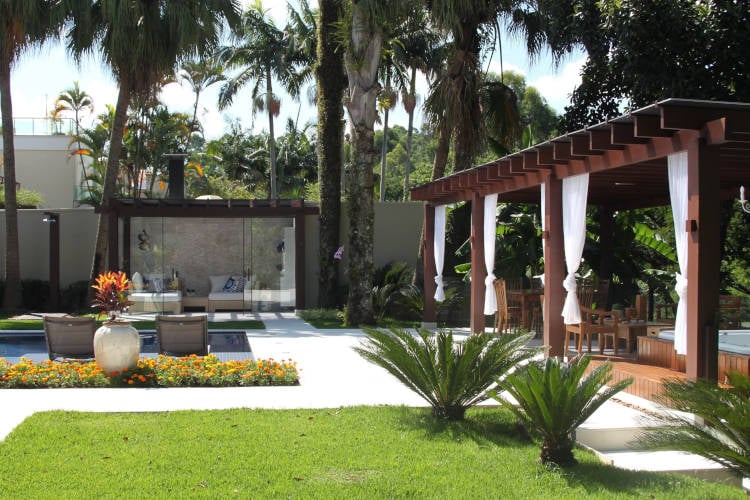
[0,355,298,388]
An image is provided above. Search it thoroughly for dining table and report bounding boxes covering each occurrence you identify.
[507,288,544,330]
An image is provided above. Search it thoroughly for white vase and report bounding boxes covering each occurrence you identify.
[94,322,141,374]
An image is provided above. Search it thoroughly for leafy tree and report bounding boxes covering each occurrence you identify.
[178,58,226,140]
[315,0,347,309]
[202,122,270,196]
[355,328,540,420]
[1,0,63,311]
[217,0,308,199]
[275,118,317,198]
[66,0,239,285]
[491,355,632,466]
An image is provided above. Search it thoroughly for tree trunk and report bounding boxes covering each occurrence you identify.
[0,63,21,311]
[403,67,417,201]
[379,72,391,202]
[343,2,382,325]
[266,68,278,199]
[88,79,132,297]
[316,0,346,308]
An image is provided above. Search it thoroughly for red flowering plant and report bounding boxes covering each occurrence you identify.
[91,271,133,321]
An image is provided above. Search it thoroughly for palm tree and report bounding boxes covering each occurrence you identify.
[315,0,347,309]
[217,0,306,199]
[342,0,411,325]
[178,58,225,139]
[1,0,63,311]
[66,0,239,283]
[51,81,95,205]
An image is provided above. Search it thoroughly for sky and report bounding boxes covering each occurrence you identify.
[9,2,586,140]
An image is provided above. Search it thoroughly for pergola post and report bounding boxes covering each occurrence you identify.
[686,141,721,380]
[422,204,437,326]
[543,177,566,356]
[470,193,486,333]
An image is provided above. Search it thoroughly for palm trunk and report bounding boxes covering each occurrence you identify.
[343,2,382,325]
[403,67,417,201]
[0,63,21,311]
[89,80,132,296]
[316,0,346,308]
[266,68,278,199]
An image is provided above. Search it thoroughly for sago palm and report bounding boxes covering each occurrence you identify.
[491,355,632,466]
[355,328,541,420]
[637,371,750,478]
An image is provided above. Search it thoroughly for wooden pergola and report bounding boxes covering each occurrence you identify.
[411,98,750,381]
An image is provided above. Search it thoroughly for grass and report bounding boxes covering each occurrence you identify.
[298,308,420,329]
[0,318,265,331]
[0,407,743,498]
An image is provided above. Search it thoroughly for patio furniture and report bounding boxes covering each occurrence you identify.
[129,291,182,314]
[507,287,544,331]
[564,284,621,355]
[718,295,741,329]
[156,315,208,356]
[43,316,96,361]
[493,278,521,334]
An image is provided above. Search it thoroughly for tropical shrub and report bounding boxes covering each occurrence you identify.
[637,371,750,478]
[490,355,632,467]
[355,328,541,420]
[0,188,43,208]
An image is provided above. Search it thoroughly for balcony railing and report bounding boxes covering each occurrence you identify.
[9,117,74,136]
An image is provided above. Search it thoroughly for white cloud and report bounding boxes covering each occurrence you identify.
[528,56,586,113]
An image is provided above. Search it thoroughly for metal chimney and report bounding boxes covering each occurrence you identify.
[163,153,187,199]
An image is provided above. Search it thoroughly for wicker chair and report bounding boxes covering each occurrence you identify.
[563,284,620,355]
[43,316,96,361]
[156,315,208,356]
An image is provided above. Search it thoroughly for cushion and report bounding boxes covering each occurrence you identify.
[209,275,231,293]
[223,276,245,293]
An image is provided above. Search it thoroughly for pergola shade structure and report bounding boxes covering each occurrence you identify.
[411,98,750,381]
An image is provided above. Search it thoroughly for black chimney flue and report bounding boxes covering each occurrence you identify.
[164,153,187,199]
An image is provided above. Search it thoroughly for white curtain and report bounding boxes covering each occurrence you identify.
[537,182,546,287]
[561,173,590,324]
[483,194,498,315]
[434,205,447,302]
[668,151,689,355]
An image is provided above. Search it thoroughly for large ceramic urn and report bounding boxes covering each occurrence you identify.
[94,322,141,374]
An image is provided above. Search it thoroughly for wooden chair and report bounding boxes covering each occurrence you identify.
[494,278,521,334]
[718,295,741,329]
[156,315,208,356]
[43,316,96,361]
[594,278,611,310]
[564,284,620,355]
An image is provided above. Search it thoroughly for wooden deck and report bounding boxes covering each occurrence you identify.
[586,352,686,402]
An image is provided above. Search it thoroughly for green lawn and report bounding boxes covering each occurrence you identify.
[297,309,420,329]
[0,407,742,498]
[0,318,264,331]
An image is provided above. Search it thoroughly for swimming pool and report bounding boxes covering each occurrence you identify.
[0,331,254,363]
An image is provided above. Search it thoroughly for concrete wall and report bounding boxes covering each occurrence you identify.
[0,135,78,209]
[0,202,424,308]
[0,208,97,288]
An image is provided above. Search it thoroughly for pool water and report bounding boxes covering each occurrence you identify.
[0,331,253,363]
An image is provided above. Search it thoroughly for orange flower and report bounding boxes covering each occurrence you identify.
[91,271,133,320]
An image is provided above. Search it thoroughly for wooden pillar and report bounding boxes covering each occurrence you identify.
[686,141,720,381]
[45,212,60,311]
[422,204,437,325]
[543,177,566,356]
[470,193,486,333]
[598,207,614,308]
[295,213,306,309]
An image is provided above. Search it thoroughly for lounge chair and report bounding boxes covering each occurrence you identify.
[156,315,208,356]
[43,316,96,361]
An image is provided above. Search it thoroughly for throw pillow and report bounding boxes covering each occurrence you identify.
[223,276,245,293]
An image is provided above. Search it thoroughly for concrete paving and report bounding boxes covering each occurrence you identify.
[0,312,739,487]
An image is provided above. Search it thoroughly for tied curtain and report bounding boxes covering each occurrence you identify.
[483,194,498,315]
[668,151,688,355]
[561,173,589,324]
[434,205,447,301]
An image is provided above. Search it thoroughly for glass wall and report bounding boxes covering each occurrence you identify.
[128,217,296,311]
